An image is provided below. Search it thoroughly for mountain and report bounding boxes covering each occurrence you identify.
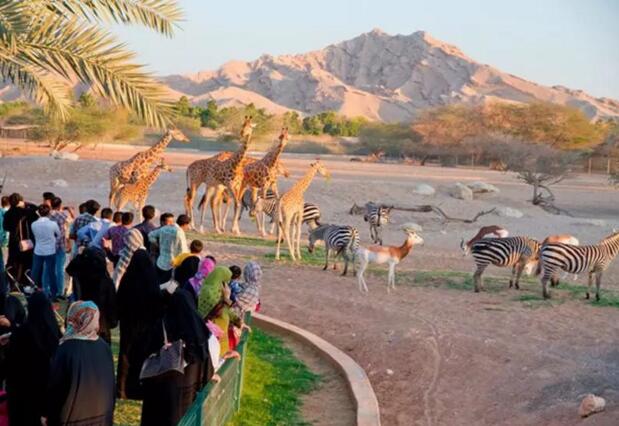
[162,29,619,122]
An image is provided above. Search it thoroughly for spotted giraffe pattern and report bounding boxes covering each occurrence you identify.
[109,128,189,205]
[275,160,330,261]
[113,160,173,213]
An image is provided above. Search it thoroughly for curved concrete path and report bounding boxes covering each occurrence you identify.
[253,313,381,426]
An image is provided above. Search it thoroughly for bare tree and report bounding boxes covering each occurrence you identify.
[484,137,577,215]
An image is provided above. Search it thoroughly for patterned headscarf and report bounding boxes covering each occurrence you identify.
[60,301,100,344]
[189,257,216,296]
[236,261,262,312]
[113,228,145,288]
[198,266,232,317]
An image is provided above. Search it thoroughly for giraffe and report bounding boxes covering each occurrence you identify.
[275,160,330,261]
[242,127,289,236]
[113,159,173,214]
[109,128,189,206]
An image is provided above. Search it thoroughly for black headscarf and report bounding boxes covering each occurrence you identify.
[66,247,109,298]
[24,292,61,356]
[161,288,211,364]
[117,249,162,325]
[173,256,200,289]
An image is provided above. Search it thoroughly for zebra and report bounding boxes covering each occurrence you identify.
[539,231,619,300]
[250,198,321,235]
[470,236,540,292]
[363,203,393,245]
[308,224,359,276]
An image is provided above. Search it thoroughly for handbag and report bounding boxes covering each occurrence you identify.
[139,320,186,380]
[18,218,34,253]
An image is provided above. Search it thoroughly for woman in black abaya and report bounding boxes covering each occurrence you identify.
[5,292,61,426]
[141,286,213,426]
[66,247,118,343]
[116,229,162,400]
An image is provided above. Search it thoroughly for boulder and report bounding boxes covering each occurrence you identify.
[494,206,524,218]
[411,183,435,196]
[51,151,79,161]
[466,181,500,194]
[578,394,605,418]
[51,179,68,188]
[447,183,473,201]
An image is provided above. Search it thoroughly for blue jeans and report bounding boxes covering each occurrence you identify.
[32,254,57,297]
[54,248,66,297]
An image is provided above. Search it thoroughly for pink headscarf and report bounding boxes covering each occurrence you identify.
[189,257,215,295]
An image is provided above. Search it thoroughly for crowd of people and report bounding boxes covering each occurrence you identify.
[0,191,263,426]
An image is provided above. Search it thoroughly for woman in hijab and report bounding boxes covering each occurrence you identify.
[0,290,26,382]
[66,247,118,343]
[5,293,61,426]
[141,286,213,426]
[197,266,232,318]
[116,229,162,400]
[199,266,243,356]
[234,261,263,314]
[113,228,145,288]
[184,257,215,308]
[43,301,115,426]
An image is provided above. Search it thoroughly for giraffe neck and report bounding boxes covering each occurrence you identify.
[148,133,173,158]
[261,140,286,169]
[228,142,249,176]
[139,168,164,189]
[290,167,318,197]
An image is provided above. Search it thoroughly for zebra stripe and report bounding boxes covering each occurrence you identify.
[470,236,540,292]
[253,198,321,227]
[540,232,619,300]
[309,224,359,276]
[363,204,391,245]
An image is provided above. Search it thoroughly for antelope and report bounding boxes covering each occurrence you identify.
[356,224,424,293]
[460,225,509,256]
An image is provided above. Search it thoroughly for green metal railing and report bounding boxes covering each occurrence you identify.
[179,314,250,426]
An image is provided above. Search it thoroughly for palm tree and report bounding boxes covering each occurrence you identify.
[0,0,183,128]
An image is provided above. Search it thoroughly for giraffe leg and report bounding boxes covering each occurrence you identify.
[295,215,303,260]
[184,181,198,229]
[284,216,296,261]
[230,193,243,236]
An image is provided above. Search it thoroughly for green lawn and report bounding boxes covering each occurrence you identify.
[229,329,320,426]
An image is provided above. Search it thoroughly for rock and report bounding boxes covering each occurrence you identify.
[447,183,473,201]
[579,394,605,418]
[402,222,423,232]
[466,181,500,194]
[411,183,435,196]
[571,219,606,227]
[494,206,524,218]
[386,369,394,376]
[51,179,68,188]
[51,151,79,161]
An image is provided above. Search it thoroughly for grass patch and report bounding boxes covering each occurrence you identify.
[187,230,275,248]
[229,329,320,426]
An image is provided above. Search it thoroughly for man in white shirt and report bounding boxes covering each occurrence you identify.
[31,204,60,298]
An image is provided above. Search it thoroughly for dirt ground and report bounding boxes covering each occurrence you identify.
[3,143,619,425]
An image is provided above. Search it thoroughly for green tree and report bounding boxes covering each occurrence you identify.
[0,0,183,127]
[174,96,192,117]
[200,100,220,129]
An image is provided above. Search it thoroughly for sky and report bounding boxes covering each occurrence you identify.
[113,0,619,99]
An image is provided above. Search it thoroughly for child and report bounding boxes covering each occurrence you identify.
[172,240,203,288]
[228,265,242,303]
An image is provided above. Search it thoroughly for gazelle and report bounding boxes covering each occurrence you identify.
[460,225,509,256]
[356,224,424,293]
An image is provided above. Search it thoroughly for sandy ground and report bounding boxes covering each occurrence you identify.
[3,145,619,424]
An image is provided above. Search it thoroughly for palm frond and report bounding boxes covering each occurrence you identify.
[17,17,173,127]
[0,49,72,118]
[0,0,29,35]
[48,0,183,37]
